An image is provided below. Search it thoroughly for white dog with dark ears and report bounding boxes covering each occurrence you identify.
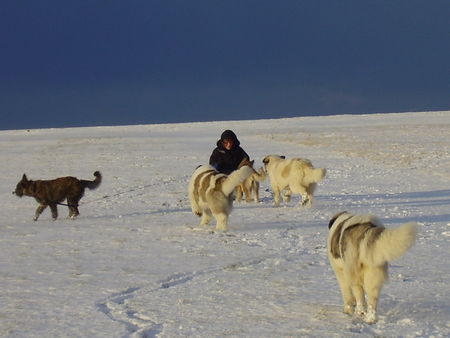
[262,155,326,207]
[188,161,254,231]
[327,211,418,323]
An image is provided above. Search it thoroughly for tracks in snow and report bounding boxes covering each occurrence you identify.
[95,199,327,336]
[96,254,278,337]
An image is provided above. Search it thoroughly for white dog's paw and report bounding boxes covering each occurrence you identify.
[354,304,366,319]
[282,195,291,203]
[364,307,377,324]
[343,304,354,315]
[215,225,228,232]
[300,197,312,207]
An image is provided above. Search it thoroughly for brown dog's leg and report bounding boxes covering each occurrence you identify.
[243,185,252,203]
[49,204,58,220]
[236,186,243,202]
[254,182,260,203]
[67,198,80,219]
[34,204,47,221]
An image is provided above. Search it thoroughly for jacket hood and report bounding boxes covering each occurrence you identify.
[217,129,240,147]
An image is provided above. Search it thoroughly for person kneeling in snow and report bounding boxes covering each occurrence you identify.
[209,130,250,175]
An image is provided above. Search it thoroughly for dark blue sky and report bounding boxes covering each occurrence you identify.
[1,0,449,130]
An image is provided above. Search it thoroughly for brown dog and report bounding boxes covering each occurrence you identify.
[235,159,266,203]
[14,171,102,220]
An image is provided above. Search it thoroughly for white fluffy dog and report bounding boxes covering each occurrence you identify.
[188,162,254,231]
[262,155,326,207]
[327,212,418,323]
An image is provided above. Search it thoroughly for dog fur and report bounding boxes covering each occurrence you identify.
[188,163,254,231]
[327,211,418,323]
[14,171,102,220]
[262,155,326,207]
[235,159,266,203]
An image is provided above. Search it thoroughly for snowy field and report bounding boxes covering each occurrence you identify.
[1,111,449,337]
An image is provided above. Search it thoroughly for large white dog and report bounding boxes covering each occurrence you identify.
[262,155,326,207]
[327,212,418,323]
[188,162,254,231]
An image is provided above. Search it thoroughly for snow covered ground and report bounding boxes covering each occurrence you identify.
[1,111,449,337]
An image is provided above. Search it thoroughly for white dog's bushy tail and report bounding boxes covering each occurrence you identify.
[372,222,418,265]
[307,167,326,184]
[222,166,254,196]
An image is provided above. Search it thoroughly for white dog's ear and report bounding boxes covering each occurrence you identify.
[328,217,337,229]
[281,155,286,159]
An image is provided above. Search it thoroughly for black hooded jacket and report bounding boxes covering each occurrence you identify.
[209,130,249,175]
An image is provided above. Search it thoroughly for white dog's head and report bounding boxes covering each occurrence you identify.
[262,155,285,170]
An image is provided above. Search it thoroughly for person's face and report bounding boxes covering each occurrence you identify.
[223,139,233,150]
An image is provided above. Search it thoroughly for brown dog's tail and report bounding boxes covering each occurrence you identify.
[81,171,102,190]
[252,167,267,182]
